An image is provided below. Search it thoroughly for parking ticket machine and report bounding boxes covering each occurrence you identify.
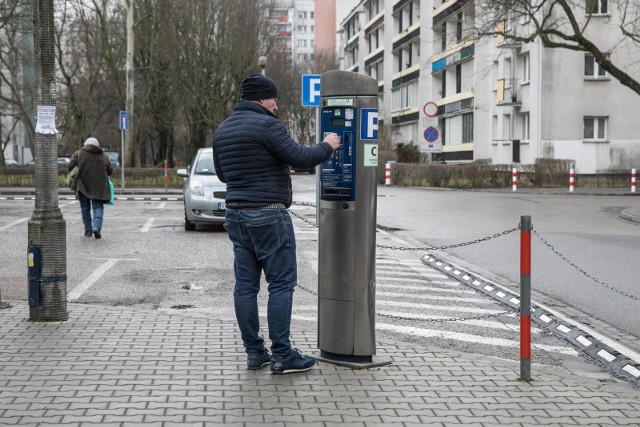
[318,70,378,363]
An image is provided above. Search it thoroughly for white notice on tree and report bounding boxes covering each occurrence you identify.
[35,106,58,135]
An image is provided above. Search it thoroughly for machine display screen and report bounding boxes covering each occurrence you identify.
[329,117,346,127]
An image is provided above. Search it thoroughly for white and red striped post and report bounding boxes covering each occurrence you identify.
[632,168,636,193]
[512,167,517,192]
[520,215,532,381]
[569,168,575,192]
[385,162,391,186]
[163,159,168,190]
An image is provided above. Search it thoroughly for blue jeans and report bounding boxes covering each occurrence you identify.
[225,208,297,357]
[78,193,105,232]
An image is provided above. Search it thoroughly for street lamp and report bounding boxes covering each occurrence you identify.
[258,56,267,76]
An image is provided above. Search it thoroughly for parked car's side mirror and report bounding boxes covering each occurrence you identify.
[176,168,188,178]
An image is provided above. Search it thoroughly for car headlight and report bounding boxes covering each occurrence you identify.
[189,180,204,196]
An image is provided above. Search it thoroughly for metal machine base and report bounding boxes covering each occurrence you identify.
[318,351,392,370]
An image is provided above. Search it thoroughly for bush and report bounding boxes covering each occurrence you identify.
[533,158,574,187]
[395,143,421,163]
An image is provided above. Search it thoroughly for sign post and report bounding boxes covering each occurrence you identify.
[119,111,128,191]
[301,74,322,222]
[421,102,442,154]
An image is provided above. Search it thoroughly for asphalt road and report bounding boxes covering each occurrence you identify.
[373,185,640,352]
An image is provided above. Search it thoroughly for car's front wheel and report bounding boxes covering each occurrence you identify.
[184,207,196,231]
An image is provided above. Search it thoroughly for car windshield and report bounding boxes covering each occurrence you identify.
[195,153,216,175]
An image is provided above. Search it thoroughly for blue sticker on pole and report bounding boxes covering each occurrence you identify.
[119,111,128,130]
[360,108,378,140]
[301,74,321,107]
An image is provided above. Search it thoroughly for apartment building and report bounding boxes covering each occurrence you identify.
[272,0,329,64]
[338,0,640,173]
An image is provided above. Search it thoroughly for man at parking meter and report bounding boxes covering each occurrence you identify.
[212,73,340,374]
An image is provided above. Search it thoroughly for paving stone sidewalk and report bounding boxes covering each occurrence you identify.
[1,302,640,426]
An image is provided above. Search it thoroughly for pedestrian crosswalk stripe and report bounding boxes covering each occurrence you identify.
[376,300,503,314]
[378,284,475,294]
[378,291,489,304]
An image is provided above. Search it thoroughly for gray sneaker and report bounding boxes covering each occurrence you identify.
[247,350,271,370]
[270,348,316,374]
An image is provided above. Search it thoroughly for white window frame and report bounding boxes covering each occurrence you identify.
[521,53,530,83]
[583,116,607,140]
[522,112,530,142]
[584,53,607,78]
[391,81,418,112]
[587,0,608,15]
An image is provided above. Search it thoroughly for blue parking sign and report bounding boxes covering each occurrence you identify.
[360,108,378,140]
[301,74,321,107]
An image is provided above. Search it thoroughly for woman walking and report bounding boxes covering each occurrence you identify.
[68,137,113,239]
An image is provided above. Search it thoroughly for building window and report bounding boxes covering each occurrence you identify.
[521,53,530,83]
[298,11,307,19]
[297,25,306,32]
[441,23,447,51]
[391,81,418,112]
[520,113,530,141]
[367,0,380,20]
[456,14,463,43]
[584,117,607,140]
[462,113,473,143]
[367,60,384,82]
[441,70,447,98]
[584,53,607,78]
[455,64,462,93]
[587,0,607,15]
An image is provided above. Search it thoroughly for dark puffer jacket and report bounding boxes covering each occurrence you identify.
[212,100,333,208]
[68,145,113,202]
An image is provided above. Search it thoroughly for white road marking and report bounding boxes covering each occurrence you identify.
[141,218,154,233]
[291,314,578,356]
[378,291,488,304]
[158,202,167,209]
[68,259,119,301]
[0,217,29,232]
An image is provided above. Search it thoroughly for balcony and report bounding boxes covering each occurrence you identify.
[496,78,521,106]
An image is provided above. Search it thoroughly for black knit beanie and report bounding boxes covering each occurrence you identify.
[240,73,278,100]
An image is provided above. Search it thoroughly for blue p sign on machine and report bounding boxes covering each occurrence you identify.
[301,74,321,107]
[360,108,378,140]
[119,111,128,130]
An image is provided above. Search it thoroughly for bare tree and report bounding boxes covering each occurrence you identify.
[54,0,125,155]
[477,0,640,95]
[0,0,35,165]
[271,52,338,147]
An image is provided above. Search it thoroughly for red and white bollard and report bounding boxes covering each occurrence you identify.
[512,167,517,192]
[569,168,575,192]
[520,215,532,381]
[632,168,636,193]
[163,159,168,190]
[385,162,391,186]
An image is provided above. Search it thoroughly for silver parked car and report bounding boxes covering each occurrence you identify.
[176,147,226,231]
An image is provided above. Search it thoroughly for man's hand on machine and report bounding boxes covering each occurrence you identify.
[323,133,341,151]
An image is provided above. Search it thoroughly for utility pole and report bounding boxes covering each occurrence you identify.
[125,0,135,168]
[28,0,68,321]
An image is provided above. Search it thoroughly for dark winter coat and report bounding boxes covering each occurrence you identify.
[212,100,333,208]
[68,145,113,202]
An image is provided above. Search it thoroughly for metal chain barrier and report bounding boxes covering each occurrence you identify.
[290,207,521,251]
[378,309,516,323]
[533,229,640,301]
[376,226,520,251]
